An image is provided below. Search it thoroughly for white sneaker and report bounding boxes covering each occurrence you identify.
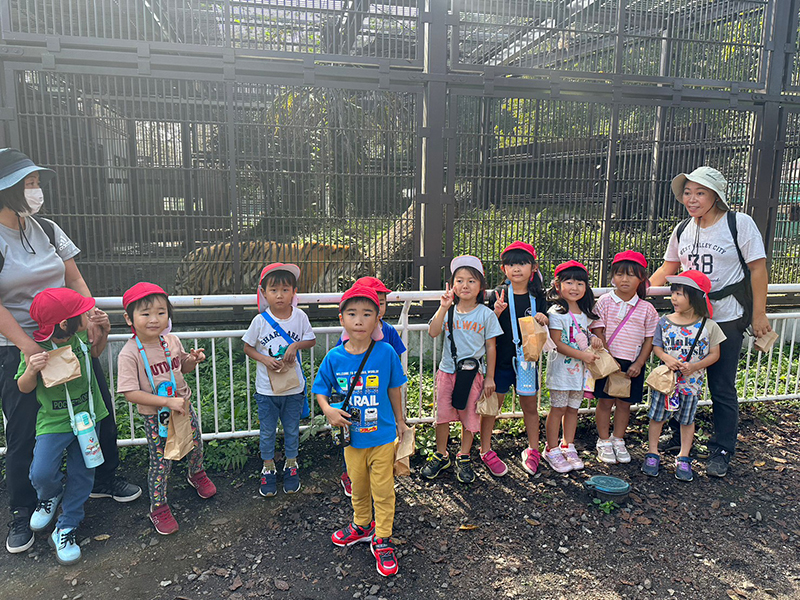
[561,444,585,470]
[610,436,631,463]
[596,439,617,464]
[544,447,573,473]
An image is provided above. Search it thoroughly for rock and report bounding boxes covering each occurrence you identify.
[187,574,198,582]
[275,579,289,591]
[369,585,380,595]
[211,518,230,526]
[159,581,172,587]
[755,511,763,522]
[644,579,652,590]
[557,547,569,554]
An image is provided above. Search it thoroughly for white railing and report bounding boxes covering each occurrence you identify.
[2,286,799,451]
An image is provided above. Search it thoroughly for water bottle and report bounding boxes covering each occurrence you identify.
[74,411,104,469]
[156,381,175,437]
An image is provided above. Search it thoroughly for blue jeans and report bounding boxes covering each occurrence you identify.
[255,392,305,461]
[29,425,99,530]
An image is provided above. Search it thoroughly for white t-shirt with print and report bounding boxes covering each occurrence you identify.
[546,307,596,392]
[664,212,765,323]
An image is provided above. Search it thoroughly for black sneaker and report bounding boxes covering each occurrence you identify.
[89,478,142,502]
[706,449,731,478]
[658,432,682,454]
[420,452,451,480]
[6,509,34,554]
[454,454,476,484]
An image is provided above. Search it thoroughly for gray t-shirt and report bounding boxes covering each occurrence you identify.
[435,303,503,374]
[0,217,80,345]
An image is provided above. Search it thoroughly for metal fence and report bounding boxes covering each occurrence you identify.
[1,1,800,296]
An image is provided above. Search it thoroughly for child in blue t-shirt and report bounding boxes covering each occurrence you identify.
[313,285,408,577]
[334,276,406,497]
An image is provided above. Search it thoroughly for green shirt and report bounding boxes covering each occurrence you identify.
[15,330,108,436]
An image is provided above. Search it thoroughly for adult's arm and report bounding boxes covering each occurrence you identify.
[748,258,771,337]
[0,300,41,357]
[649,261,680,287]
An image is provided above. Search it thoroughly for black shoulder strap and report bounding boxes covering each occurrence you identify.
[447,305,458,362]
[676,217,691,243]
[0,216,58,275]
[727,211,749,274]
[686,317,707,361]
[340,339,376,412]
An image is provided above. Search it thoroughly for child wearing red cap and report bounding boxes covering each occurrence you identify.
[116,283,215,535]
[589,251,659,465]
[313,285,408,577]
[642,270,725,481]
[242,263,316,497]
[544,261,603,473]
[335,276,406,497]
[482,241,548,476]
[16,288,110,565]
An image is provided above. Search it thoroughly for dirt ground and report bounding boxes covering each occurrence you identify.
[1,403,799,600]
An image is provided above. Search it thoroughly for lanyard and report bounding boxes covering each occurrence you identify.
[134,334,177,395]
[508,290,536,351]
[52,338,95,435]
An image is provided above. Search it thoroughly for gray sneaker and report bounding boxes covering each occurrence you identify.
[6,509,34,554]
[675,457,694,482]
[706,449,731,478]
[641,453,660,477]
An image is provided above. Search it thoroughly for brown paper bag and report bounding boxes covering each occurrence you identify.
[519,317,549,362]
[645,365,676,396]
[586,349,620,380]
[40,346,82,388]
[476,392,501,416]
[604,371,631,398]
[393,426,415,476]
[267,364,301,394]
[754,330,779,353]
[164,401,194,461]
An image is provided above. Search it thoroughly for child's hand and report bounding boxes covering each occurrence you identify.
[482,376,496,398]
[322,405,351,428]
[166,396,186,414]
[282,343,298,365]
[89,308,110,332]
[534,312,549,326]
[493,289,507,316]
[440,283,455,310]
[582,350,597,364]
[626,362,643,378]
[396,420,410,440]
[590,336,604,350]
[679,362,697,375]
[189,347,206,363]
[26,351,49,374]
[662,355,683,371]
[263,356,283,371]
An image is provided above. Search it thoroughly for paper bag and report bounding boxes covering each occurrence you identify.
[519,317,549,362]
[586,349,620,380]
[476,391,501,416]
[164,401,194,461]
[754,330,779,353]
[645,364,676,396]
[40,345,82,388]
[393,426,415,476]
[267,364,301,394]
[604,371,631,398]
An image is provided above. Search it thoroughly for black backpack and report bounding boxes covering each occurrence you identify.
[0,216,58,274]
[676,211,753,326]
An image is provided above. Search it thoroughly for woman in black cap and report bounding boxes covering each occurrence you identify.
[0,148,141,554]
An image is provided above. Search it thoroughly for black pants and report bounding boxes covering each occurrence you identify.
[0,347,119,513]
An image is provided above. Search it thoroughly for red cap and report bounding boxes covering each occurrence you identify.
[355,276,392,294]
[339,284,380,310]
[501,241,537,261]
[666,270,713,317]
[554,260,588,277]
[612,250,647,269]
[123,282,168,310]
[30,288,95,342]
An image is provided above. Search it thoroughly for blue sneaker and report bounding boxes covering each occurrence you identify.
[641,453,660,477]
[30,492,63,532]
[675,456,694,482]
[49,527,81,565]
[283,464,300,494]
[259,469,277,497]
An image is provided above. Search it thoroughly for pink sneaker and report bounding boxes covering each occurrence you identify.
[187,470,217,499]
[544,447,573,473]
[480,450,508,477]
[149,504,179,535]
[521,447,541,475]
[561,444,585,470]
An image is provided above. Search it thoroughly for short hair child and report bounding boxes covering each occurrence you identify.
[313,284,408,577]
[242,263,316,497]
[16,288,111,565]
[117,282,216,535]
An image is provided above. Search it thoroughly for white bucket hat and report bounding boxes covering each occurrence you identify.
[450,255,484,276]
[671,166,729,211]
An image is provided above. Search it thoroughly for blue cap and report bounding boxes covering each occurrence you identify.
[0,148,55,192]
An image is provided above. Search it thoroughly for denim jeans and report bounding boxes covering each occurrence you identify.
[255,392,305,461]
[29,424,99,530]
[706,317,747,455]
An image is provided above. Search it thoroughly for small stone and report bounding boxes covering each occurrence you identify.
[557,547,569,554]
[353,593,361,599]
[644,579,652,590]
[755,511,763,522]
[71,579,77,587]
[160,581,172,587]
[149,537,159,546]
[187,574,198,582]
[441,583,449,589]
[369,585,380,595]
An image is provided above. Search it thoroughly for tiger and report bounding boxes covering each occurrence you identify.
[173,240,371,295]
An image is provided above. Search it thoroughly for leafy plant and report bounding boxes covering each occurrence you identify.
[203,439,252,472]
[592,498,620,514]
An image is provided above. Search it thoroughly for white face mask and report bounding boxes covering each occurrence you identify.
[21,188,44,216]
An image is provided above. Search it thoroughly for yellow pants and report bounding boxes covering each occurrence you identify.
[344,442,396,539]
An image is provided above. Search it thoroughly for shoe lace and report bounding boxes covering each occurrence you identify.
[35,498,54,513]
[8,513,29,535]
[58,529,77,548]
[110,478,129,495]
[373,539,396,562]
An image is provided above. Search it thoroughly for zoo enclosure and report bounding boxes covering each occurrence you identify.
[1,0,800,298]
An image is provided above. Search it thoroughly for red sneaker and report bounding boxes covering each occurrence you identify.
[187,470,217,499]
[371,537,399,577]
[149,505,179,535]
[331,521,375,547]
[340,471,352,497]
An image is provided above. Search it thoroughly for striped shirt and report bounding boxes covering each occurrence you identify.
[590,292,659,362]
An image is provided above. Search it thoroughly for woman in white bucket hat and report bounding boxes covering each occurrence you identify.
[650,166,771,478]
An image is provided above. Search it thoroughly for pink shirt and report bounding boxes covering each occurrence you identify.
[590,292,659,362]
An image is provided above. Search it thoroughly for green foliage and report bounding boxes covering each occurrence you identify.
[203,438,253,472]
[592,498,620,514]
[415,425,438,458]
